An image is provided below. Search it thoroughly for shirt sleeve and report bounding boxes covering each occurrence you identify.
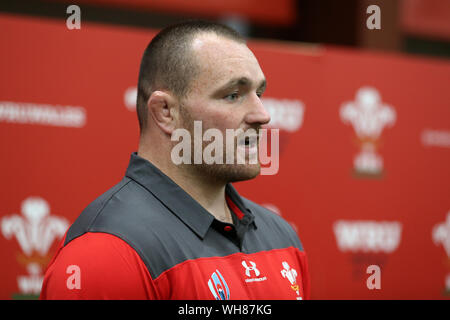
[300,251,311,300]
[40,232,158,300]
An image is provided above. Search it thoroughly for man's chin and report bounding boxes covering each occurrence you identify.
[192,163,261,183]
[227,164,261,182]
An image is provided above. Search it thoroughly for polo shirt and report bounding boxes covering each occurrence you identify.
[40,152,310,300]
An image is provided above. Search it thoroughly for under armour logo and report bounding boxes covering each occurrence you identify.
[241,260,260,277]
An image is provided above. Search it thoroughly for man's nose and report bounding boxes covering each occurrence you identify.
[245,94,271,126]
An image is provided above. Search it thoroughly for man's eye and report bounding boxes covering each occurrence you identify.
[224,92,240,101]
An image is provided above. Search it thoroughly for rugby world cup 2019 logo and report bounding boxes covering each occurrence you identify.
[340,87,396,178]
[208,269,230,300]
[1,197,69,299]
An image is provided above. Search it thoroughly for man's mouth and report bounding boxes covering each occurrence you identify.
[238,135,258,149]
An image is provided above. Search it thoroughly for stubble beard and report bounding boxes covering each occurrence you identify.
[191,156,261,184]
[177,110,261,184]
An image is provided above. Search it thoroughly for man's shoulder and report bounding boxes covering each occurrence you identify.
[41,232,154,299]
[241,197,304,251]
[64,177,170,247]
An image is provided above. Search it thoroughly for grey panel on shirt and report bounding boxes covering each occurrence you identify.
[64,153,303,279]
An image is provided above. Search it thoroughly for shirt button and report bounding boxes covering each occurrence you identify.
[224,226,233,232]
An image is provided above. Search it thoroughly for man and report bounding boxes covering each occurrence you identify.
[40,20,310,300]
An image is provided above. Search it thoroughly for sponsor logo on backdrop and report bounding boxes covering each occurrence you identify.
[340,87,396,178]
[1,197,69,299]
[0,101,86,128]
[124,87,137,111]
[334,220,402,253]
[260,98,304,132]
[432,211,450,295]
[421,129,450,148]
[261,97,305,163]
[333,220,402,280]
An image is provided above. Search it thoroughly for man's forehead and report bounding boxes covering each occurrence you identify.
[190,33,264,88]
[191,32,244,54]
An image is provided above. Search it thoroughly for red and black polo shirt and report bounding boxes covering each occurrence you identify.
[40,152,310,300]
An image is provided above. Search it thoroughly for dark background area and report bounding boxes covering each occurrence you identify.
[1,0,449,59]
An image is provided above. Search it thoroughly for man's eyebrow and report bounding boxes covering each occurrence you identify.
[216,77,267,92]
[258,79,267,91]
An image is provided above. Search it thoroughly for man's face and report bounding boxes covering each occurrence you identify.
[176,32,271,183]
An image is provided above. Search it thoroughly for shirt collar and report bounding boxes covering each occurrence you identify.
[125,152,255,239]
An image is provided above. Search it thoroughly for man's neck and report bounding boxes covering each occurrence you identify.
[175,168,233,224]
[137,149,233,224]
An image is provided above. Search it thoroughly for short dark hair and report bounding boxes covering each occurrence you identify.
[136,20,246,133]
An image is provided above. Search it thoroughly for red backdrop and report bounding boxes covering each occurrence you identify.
[1,13,449,299]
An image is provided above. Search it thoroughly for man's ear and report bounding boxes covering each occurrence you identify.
[147,91,178,135]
